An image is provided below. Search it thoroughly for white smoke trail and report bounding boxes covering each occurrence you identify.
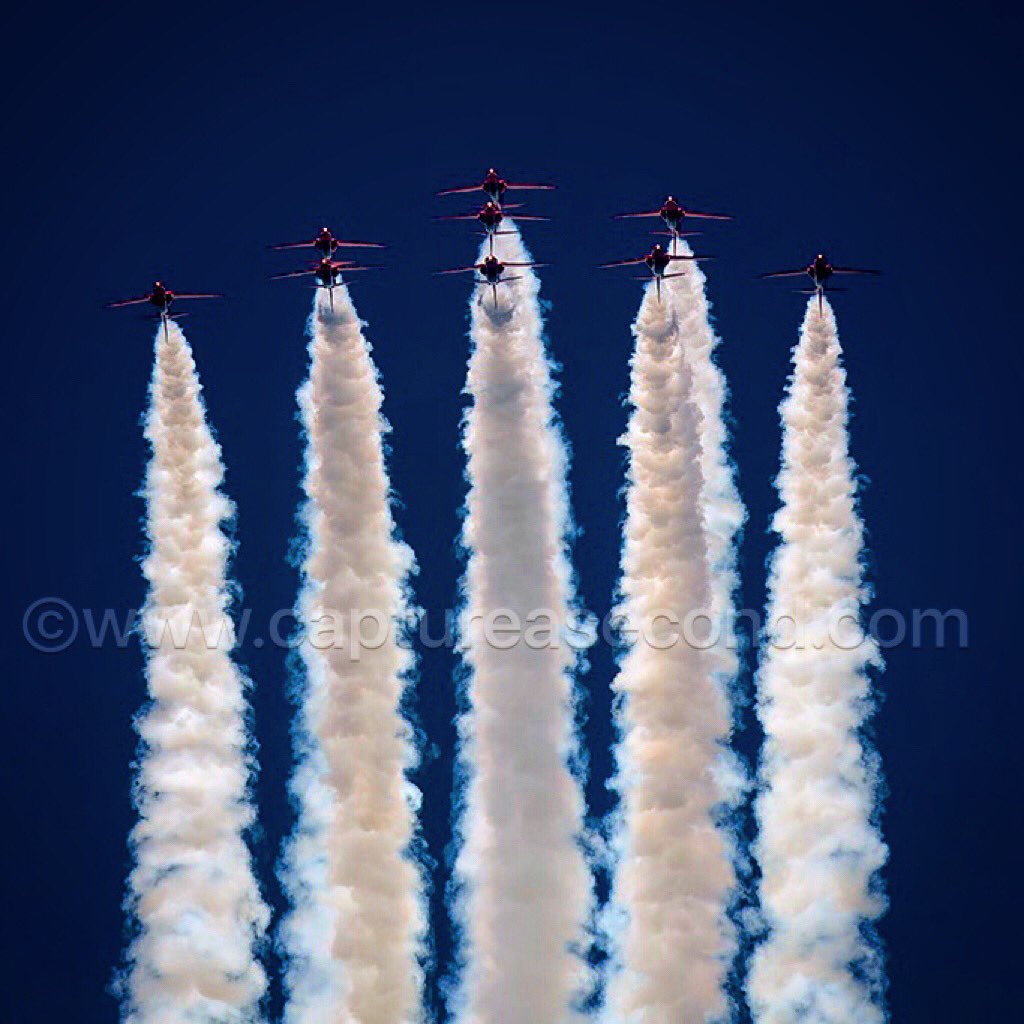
[604,283,740,1024]
[125,322,268,1023]
[281,288,424,1024]
[667,240,745,672]
[747,299,887,1024]
[452,224,592,1024]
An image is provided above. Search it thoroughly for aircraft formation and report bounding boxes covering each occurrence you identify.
[107,168,879,326]
[268,228,385,311]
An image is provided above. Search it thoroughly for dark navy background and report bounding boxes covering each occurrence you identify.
[3,3,1020,1020]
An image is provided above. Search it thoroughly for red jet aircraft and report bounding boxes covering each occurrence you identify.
[436,254,545,307]
[107,281,222,337]
[435,200,548,255]
[269,226,385,259]
[760,253,880,312]
[615,195,731,252]
[600,243,704,302]
[271,257,381,311]
[437,167,554,206]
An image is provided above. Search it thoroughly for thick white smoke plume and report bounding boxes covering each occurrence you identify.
[748,300,887,1024]
[282,288,424,1024]
[125,322,268,1023]
[453,224,593,1024]
[667,244,745,682]
[604,282,740,1024]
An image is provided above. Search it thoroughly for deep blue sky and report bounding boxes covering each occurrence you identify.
[3,3,1021,1021]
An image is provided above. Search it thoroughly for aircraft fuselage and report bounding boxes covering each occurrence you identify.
[148,285,173,313]
[647,248,673,276]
